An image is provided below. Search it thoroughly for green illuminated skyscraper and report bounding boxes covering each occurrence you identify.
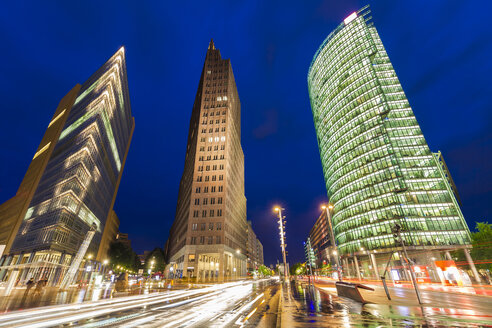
[307,5,471,263]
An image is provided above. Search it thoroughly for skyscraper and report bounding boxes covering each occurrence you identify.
[166,40,247,280]
[307,6,477,281]
[0,47,134,286]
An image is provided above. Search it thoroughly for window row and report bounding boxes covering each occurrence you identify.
[193,196,223,204]
[197,164,224,171]
[191,222,222,231]
[190,236,222,245]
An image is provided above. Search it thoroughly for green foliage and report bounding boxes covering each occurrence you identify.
[258,264,273,276]
[108,241,140,272]
[319,263,332,276]
[454,222,492,271]
[290,262,306,275]
[144,248,166,273]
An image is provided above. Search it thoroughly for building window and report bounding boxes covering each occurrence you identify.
[214,145,219,151]
[217,222,222,230]
[211,186,216,192]
[192,223,198,231]
[218,186,223,192]
[188,254,196,262]
[216,236,221,244]
[205,176,209,182]
[204,187,209,193]
[191,237,197,245]
[200,138,205,142]
[197,176,202,182]
[194,199,200,205]
[209,223,214,230]
[210,210,214,217]
[201,223,206,231]
[220,155,224,159]
[221,127,226,132]
[212,175,216,181]
[203,198,208,205]
[222,119,226,123]
[218,197,223,204]
[220,145,225,150]
[208,236,213,245]
[217,209,222,217]
[198,166,203,171]
[207,155,211,160]
[206,166,210,171]
[218,175,223,181]
[200,236,205,244]
[213,165,217,170]
[196,187,201,193]
[202,210,207,218]
[193,210,199,217]
[209,128,213,133]
[200,147,205,151]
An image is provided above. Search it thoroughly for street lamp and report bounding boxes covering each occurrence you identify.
[321,204,341,280]
[274,206,289,282]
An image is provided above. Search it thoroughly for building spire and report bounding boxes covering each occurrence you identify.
[208,39,215,50]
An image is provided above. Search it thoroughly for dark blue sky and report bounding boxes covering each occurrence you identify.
[0,1,490,265]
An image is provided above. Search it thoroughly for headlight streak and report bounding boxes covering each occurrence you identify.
[1,280,272,328]
[3,289,209,328]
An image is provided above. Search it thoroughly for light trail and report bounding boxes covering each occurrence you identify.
[0,279,274,328]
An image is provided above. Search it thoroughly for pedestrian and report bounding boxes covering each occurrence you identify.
[25,278,34,295]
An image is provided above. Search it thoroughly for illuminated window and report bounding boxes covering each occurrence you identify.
[33,142,51,160]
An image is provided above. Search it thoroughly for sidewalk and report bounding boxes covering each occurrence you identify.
[315,276,492,297]
[278,280,492,327]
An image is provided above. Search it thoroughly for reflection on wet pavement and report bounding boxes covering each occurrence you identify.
[0,284,166,313]
[286,281,492,327]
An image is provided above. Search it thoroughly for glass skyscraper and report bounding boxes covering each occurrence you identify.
[0,47,134,286]
[307,6,471,259]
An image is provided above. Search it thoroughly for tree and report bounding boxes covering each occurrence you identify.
[453,222,492,272]
[108,241,140,272]
[144,248,166,273]
[319,263,332,276]
[258,265,272,276]
[290,262,306,276]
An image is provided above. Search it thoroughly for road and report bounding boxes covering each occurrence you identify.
[2,278,492,327]
[284,278,492,327]
[0,279,279,328]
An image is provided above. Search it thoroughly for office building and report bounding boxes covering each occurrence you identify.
[306,210,336,267]
[0,47,134,286]
[307,6,480,282]
[246,221,264,272]
[166,40,247,280]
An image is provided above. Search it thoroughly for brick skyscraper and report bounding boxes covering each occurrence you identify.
[166,40,247,280]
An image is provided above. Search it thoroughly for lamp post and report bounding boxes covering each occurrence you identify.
[274,207,289,282]
[322,204,341,280]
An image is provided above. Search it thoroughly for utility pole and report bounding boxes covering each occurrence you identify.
[392,224,423,304]
[274,207,289,282]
